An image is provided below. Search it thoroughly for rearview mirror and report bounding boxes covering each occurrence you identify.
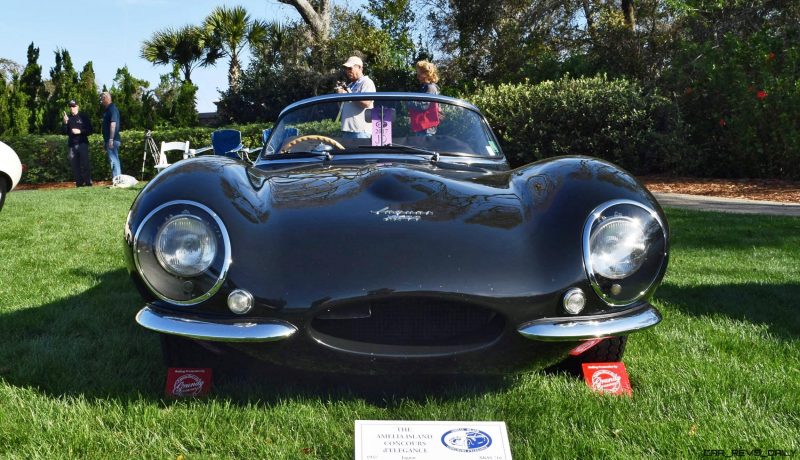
[365,107,396,123]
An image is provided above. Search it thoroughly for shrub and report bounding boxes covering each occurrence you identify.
[466,76,690,174]
[4,123,272,184]
[667,31,800,179]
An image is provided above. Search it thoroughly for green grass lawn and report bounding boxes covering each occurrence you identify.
[0,188,798,459]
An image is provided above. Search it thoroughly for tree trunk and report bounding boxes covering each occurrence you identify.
[621,0,636,31]
[228,54,241,93]
[277,0,330,42]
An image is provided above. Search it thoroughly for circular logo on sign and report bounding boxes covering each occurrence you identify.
[591,369,622,393]
[172,373,205,396]
[441,428,492,453]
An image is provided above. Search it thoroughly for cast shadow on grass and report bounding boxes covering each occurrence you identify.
[0,268,516,405]
[655,282,800,340]
[0,268,164,401]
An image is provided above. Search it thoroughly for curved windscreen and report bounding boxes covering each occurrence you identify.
[260,96,504,159]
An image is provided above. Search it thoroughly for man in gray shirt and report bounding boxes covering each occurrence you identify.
[100,91,122,179]
[336,56,376,139]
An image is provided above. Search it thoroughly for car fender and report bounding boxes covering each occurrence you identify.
[0,141,23,192]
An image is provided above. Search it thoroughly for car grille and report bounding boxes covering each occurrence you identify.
[311,298,505,346]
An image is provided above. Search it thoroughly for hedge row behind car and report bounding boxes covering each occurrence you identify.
[3,124,270,184]
[0,76,709,185]
[467,75,691,174]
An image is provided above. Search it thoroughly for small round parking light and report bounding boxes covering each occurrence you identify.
[563,288,586,315]
[227,289,254,315]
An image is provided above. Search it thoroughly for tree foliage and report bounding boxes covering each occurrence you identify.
[109,66,155,130]
[19,42,45,133]
[43,49,80,133]
[141,25,222,84]
[154,70,198,128]
[203,5,267,92]
[4,1,798,179]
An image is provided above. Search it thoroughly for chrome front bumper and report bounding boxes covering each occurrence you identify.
[517,304,662,342]
[136,306,297,342]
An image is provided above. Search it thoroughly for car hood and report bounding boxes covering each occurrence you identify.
[132,156,664,312]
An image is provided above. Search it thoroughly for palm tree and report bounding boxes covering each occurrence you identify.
[141,25,221,84]
[203,5,267,92]
[249,22,300,69]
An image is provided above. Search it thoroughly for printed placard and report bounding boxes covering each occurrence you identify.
[371,106,394,146]
[582,362,632,396]
[165,368,212,398]
[355,420,512,460]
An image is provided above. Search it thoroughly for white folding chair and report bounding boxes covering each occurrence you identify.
[155,141,190,172]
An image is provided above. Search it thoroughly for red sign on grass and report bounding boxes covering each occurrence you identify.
[582,362,632,396]
[165,368,213,398]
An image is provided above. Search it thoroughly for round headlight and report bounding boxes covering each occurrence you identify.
[589,217,646,279]
[155,215,218,277]
[133,200,231,305]
[583,200,668,307]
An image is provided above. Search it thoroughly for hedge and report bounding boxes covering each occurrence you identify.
[12,75,791,184]
[3,123,271,184]
[466,76,690,174]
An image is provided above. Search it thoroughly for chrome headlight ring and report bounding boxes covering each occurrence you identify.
[133,200,231,306]
[583,199,667,307]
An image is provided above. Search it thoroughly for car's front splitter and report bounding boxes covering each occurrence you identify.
[516,303,661,342]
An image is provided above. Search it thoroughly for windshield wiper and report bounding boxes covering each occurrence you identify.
[358,143,440,162]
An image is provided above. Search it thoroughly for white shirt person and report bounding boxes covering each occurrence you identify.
[336,56,376,138]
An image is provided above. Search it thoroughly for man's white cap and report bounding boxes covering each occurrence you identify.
[343,56,363,68]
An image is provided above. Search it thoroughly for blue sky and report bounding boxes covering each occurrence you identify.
[1,0,363,112]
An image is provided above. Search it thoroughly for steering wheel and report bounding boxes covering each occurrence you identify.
[282,135,345,152]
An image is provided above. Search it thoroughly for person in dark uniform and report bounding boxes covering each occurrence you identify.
[62,100,93,187]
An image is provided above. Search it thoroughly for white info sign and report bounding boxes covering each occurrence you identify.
[355,420,512,460]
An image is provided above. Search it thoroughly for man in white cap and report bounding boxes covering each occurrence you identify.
[336,56,376,138]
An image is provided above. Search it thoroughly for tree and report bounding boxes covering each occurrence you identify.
[110,66,153,130]
[249,21,305,70]
[141,25,222,84]
[154,69,198,127]
[366,0,415,62]
[19,42,44,133]
[6,73,31,135]
[0,58,22,81]
[77,61,100,129]
[44,49,80,133]
[277,0,331,42]
[216,5,419,123]
[0,75,10,134]
[204,5,267,92]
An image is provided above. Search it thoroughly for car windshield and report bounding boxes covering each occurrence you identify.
[260,94,503,159]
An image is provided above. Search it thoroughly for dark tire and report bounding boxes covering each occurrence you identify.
[160,335,225,368]
[0,175,8,211]
[549,336,628,377]
[159,335,252,378]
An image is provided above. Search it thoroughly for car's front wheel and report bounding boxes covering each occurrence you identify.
[550,336,628,376]
[160,335,227,368]
[0,176,8,211]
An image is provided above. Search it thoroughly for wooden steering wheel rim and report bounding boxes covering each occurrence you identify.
[282,135,345,151]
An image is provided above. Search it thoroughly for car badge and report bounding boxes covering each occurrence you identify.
[370,206,433,222]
